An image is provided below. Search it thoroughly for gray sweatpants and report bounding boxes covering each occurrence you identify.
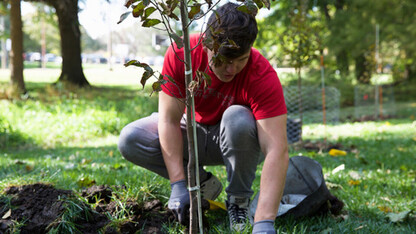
[118,105,264,198]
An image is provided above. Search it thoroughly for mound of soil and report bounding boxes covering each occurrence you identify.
[0,183,175,234]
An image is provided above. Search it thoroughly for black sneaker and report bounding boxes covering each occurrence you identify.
[226,196,250,232]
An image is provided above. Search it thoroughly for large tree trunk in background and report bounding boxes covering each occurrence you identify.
[355,53,372,84]
[52,0,89,86]
[26,0,90,86]
[336,50,349,76]
[10,0,26,93]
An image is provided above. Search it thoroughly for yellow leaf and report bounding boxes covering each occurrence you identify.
[207,199,226,211]
[384,121,391,126]
[109,150,114,157]
[25,165,34,172]
[329,149,347,156]
[348,180,361,186]
[77,177,96,187]
[377,205,392,213]
[410,115,415,120]
[412,137,416,141]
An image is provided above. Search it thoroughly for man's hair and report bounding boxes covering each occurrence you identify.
[204,2,258,59]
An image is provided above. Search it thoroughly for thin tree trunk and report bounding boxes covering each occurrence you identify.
[10,0,26,94]
[180,0,200,233]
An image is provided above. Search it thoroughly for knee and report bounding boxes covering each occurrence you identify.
[221,105,256,136]
[220,105,257,147]
[118,125,137,160]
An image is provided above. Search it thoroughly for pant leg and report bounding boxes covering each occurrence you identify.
[118,113,223,180]
[219,105,263,198]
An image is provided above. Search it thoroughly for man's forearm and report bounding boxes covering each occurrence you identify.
[159,121,185,183]
[254,150,289,221]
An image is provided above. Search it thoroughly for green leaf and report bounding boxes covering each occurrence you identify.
[188,4,201,19]
[387,210,412,223]
[142,19,161,27]
[261,0,271,10]
[253,0,264,9]
[201,71,212,86]
[117,11,131,24]
[124,60,149,68]
[143,7,156,20]
[132,2,145,18]
[237,0,258,17]
[152,81,163,92]
[169,32,184,49]
[141,70,154,88]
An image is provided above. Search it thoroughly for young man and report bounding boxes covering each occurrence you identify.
[118,3,288,233]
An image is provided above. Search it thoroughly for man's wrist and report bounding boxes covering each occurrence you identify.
[252,219,276,234]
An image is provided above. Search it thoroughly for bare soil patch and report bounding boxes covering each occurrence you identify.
[0,183,174,233]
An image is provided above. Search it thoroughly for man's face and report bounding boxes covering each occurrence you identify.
[204,48,251,83]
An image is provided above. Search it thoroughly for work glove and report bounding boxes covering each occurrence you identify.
[168,179,190,225]
[252,220,276,234]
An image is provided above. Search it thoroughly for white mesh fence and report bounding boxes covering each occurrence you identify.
[354,85,396,119]
[283,86,341,143]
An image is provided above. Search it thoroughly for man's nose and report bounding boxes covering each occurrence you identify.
[225,63,237,74]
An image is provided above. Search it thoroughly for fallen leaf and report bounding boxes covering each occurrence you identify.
[380,197,392,203]
[81,158,92,165]
[2,209,11,219]
[332,164,345,174]
[14,160,25,165]
[378,206,392,213]
[354,225,367,231]
[384,121,391,126]
[348,180,361,186]
[25,165,34,172]
[387,210,411,223]
[329,149,347,156]
[77,177,96,187]
[320,227,332,234]
[326,182,343,190]
[109,150,114,157]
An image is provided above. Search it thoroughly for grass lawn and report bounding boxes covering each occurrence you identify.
[0,68,415,233]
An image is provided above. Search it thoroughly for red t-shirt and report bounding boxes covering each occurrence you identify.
[161,34,287,125]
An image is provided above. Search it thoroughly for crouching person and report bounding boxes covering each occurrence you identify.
[118,3,289,233]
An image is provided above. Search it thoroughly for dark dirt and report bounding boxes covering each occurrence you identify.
[0,183,175,234]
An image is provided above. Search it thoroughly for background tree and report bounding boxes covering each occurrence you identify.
[26,0,89,86]
[10,0,25,94]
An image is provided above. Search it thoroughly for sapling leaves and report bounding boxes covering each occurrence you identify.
[188,3,202,19]
[142,19,161,27]
[132,1,146,18]
[124,60,155,88]
[124,0,137,8]
[196,70,212,87]
[237,0,258,17]
[261,0,271,10]
[144,7,157,20]
[117,11,131,24]
[169,32,184,49]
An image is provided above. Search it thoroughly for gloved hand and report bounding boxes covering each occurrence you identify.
[252,220,276,234]
[168,179,190,225]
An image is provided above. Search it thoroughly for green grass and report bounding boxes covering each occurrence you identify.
[1,69,415,233]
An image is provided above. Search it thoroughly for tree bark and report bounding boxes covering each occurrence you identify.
[27,0,89,86]
[52,0,89,86]
[10,0,26,93]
